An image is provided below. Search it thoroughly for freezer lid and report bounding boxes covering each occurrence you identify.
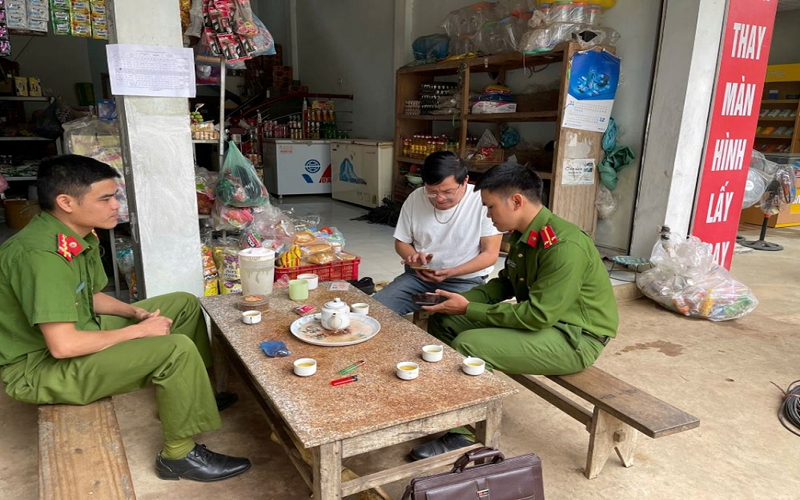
[329,139,393,147]
[267,139,331,145]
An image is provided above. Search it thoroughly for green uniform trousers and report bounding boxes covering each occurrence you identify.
[1,292,221,442]
[427,313,605,376]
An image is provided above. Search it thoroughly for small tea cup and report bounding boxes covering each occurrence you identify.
[350,303,369,315]
[396,361,419,380]
[462,357,486,376]
[421,344,444,362]
[297,273,319,290]
[293,358,317,377]
[241,310,262,324]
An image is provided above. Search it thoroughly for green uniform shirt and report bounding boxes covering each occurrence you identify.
[462,207,618,341]
[0,212,107,366]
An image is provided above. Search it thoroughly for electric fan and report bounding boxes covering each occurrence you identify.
[740,154,796,251]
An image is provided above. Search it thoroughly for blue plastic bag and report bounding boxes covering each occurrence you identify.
[412,34,450,61]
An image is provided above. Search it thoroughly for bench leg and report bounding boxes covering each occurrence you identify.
[585,407,639,479]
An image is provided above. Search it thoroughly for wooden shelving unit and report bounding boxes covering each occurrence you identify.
[753,64,800,154]
[393,42,613,237]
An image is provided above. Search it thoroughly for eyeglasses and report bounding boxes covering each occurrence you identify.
[424,184,463,199]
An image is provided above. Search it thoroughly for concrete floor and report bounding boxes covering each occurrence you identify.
[2,196,799,499]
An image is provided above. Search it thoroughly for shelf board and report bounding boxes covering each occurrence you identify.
[192,139,220,144]
[396,44,570,76]
[0,136,54,141]
[755,135,792,139]
[0,96,51,102]
[758,117,796,121]
[761,99,799,104]
[198,214,211,219]
[4,176,36,181]
[465,111,559,122]
[398,114,460,121]
[396,156,425,165]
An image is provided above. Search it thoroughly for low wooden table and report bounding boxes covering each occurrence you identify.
[200,288,515,500]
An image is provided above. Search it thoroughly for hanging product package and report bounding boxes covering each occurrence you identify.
[636,229,758,321]
[216,141,270,207]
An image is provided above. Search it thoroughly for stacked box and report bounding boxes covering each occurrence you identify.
[272,66,292,91]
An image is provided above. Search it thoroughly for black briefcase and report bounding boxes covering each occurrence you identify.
[402,447,545,500]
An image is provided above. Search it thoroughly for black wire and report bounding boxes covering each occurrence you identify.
[11,36,36,62]
[773,380,800,437]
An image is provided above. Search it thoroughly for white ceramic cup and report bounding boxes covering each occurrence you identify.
[396,362,419,380]
[293,358,317,377]
[350,303,369,315]
[462,357,486,376]
[241,310,262,324]
[421,344,444,362]
[297,273,319,290]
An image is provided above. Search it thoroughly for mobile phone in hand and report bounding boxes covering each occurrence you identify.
[412,292,444,306]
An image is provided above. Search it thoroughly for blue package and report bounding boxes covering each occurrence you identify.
[259,340,291,357]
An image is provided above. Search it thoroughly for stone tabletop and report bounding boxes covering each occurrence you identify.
[200,287,516,449]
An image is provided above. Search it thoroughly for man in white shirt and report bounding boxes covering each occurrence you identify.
[374,152,502,315]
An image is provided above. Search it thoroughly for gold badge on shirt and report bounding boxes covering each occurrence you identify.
[56,233,83,262]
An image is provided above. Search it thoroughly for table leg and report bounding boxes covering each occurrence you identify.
[209,323,229,394]
[312,441,343,500]
[474,399,503,450]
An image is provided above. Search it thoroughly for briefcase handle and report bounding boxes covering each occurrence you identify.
[451,446,505,473]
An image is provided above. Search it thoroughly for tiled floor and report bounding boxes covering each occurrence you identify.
[3,196,800,499]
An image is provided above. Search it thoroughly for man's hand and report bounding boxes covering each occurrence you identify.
[135,314,173,337]
[417,268,452,283]
[422,289,469,315]
[132,307,159,322]
[402,252,435,266]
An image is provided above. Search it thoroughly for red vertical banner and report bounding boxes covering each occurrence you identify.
[691,0,778,269]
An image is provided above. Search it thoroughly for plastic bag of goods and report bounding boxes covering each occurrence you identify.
[216,141,270,207]
[239,205,296,254]
[636,227,758,321]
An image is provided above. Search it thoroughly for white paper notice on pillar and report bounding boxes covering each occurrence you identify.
[561,50,621,133]
[562,158,596,185]
[106,44,197,98]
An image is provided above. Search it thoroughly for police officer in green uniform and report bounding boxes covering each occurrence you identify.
[410,161,619,460]
[0,155,251,482]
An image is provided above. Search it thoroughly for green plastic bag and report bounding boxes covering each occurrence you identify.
[216,141,269,207]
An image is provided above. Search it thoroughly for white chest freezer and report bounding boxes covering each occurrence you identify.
[330,140,394,208]
[262,139,332,196]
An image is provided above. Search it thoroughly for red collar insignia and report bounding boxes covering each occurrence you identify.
[540,225,559,249]
[526,230,539,248]
[56,233,84,262]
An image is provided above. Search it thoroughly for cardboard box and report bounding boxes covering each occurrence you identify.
[14,77,29,97]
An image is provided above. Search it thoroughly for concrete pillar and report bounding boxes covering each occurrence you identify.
[629,0,727,258]
[108,0,203,298]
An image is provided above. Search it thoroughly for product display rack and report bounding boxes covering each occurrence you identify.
[0,95,63,185]
[393,42,613,237]
[754,63,800,154]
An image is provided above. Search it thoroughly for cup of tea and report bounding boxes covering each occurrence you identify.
[297,273,319,290]
[241,310,262,324]
[462,357,485,376]
[350,303,369,315]
[396,361,419,380]
[289,279,309,301]
[293,358,317,377]
[421,345,444,362]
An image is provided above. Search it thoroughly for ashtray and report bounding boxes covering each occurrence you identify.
[237,294,271,311]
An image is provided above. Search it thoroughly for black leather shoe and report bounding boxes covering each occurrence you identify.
[215,391,238,411]
[347,277,375,295]
[156,444,251,482]
[410,432,474,461]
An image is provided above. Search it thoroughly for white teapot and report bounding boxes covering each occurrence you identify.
[320,297,351,330]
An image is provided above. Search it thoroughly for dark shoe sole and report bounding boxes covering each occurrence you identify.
[216,392,238,411]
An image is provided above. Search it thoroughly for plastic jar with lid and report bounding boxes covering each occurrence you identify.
[549,2,572,23]
[568,2,588,23]
[585,4,601,24]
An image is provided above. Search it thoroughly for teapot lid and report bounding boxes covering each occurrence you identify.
[324,297,348,310]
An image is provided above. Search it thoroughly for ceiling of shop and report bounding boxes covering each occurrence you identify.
[778,0,800,11]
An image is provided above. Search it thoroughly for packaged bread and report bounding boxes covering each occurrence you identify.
[307,251,340,265]
[302,242,332,255]
[294,230,316,244]
[339,252,358,261]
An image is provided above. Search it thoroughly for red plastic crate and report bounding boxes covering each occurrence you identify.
[274,253,360,282]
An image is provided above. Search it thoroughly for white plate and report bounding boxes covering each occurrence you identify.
[290,314,382,347]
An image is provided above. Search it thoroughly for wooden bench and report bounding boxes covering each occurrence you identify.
[38,397,137,499]
[507,366,700,479]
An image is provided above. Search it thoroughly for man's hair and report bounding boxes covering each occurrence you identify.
[421,151,468,186]
[475,162,544,204]
[37,155,121,212]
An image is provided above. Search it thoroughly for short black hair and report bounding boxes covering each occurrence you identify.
[421,151,468,186]
[475,162,543,204]
[37,155,121,212]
